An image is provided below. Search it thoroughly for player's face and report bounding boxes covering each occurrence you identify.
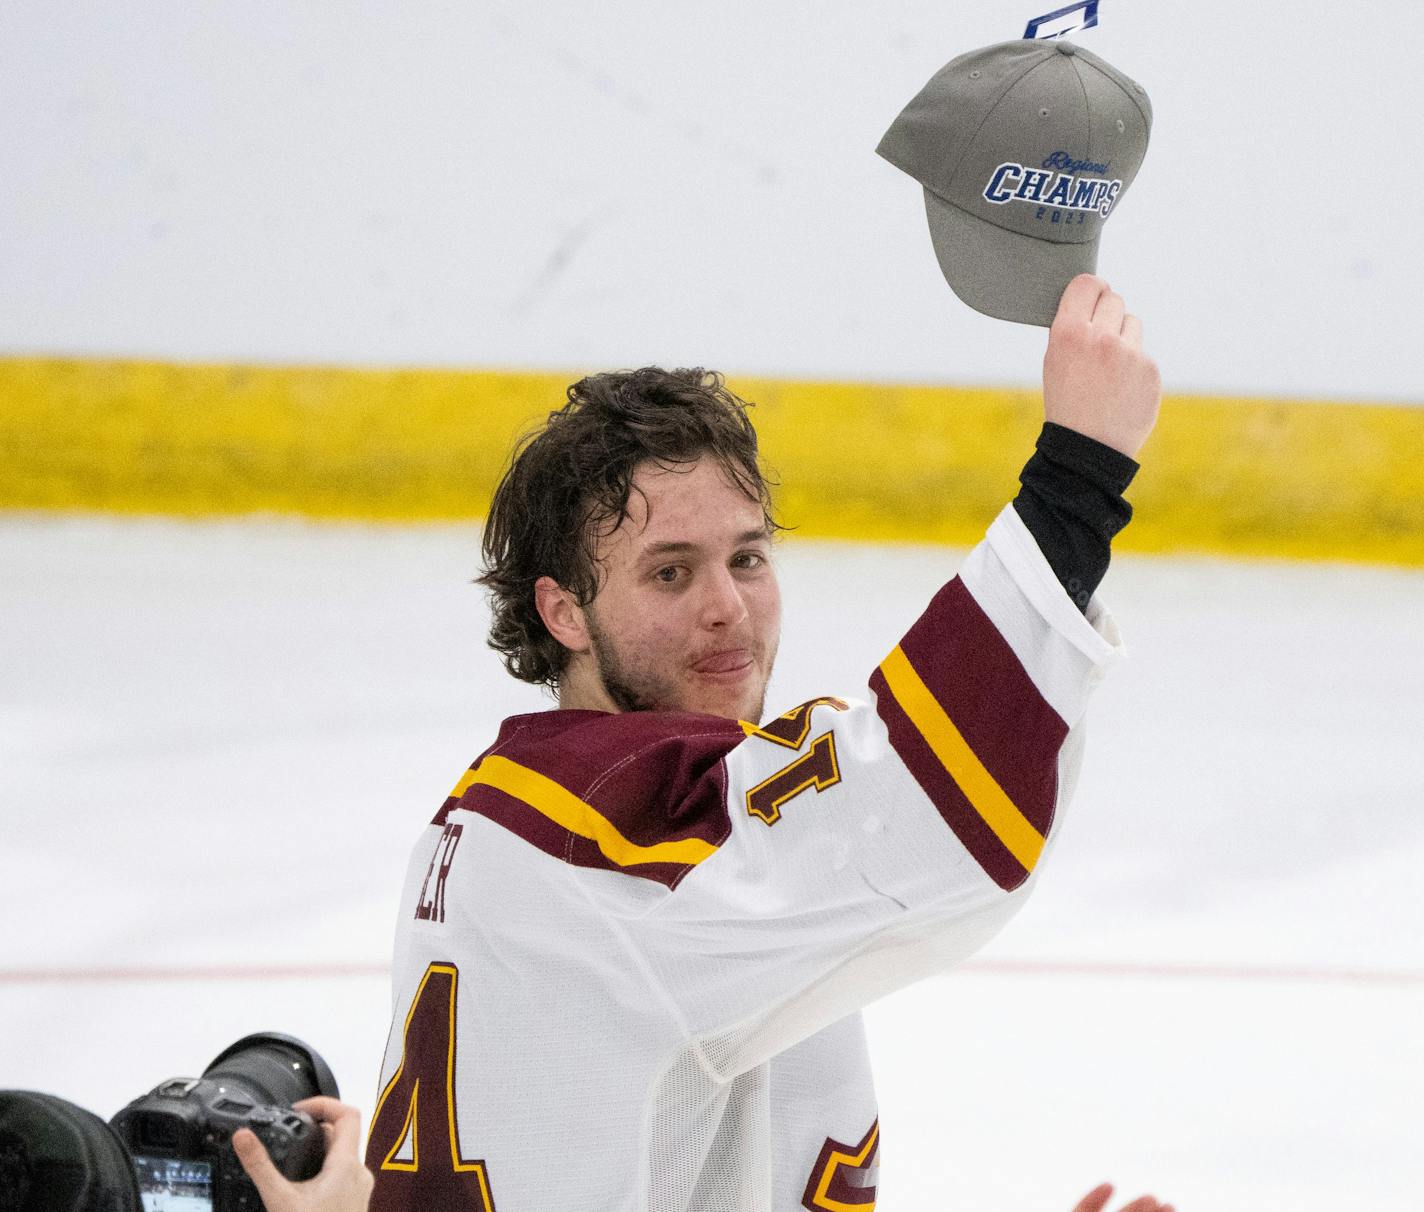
[582,456,781,722]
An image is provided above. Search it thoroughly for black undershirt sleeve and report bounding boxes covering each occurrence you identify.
[1011,421,1140,614]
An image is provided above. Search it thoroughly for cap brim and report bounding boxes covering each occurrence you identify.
[923,187,1099,327]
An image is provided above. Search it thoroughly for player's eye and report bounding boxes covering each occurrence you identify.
[731,551,766,571]
[654,565,683,584]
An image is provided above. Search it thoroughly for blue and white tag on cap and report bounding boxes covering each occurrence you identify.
[1024,0,1099,39]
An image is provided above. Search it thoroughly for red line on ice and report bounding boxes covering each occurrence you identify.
[0,958,1421,988]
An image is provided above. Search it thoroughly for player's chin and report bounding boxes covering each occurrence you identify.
[684,668,768,722]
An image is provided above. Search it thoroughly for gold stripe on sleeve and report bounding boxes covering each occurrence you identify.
[468,755,719,869]
[448,767,481,800]
[878,645,1045,873]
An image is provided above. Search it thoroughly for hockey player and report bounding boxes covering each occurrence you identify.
[237,274,1170,1211]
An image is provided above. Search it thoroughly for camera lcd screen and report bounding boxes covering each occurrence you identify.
[132,1155,214,1212]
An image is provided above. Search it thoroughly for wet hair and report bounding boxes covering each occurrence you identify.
[478,366,782,690]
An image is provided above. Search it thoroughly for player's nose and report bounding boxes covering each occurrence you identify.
[699,565,750,628]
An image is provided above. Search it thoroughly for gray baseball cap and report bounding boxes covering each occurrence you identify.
[877,39,1152,326]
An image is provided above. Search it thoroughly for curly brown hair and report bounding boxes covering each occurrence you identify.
[478,366,783,690]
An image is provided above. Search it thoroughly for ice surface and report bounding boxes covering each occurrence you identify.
[2,515,1421,1209]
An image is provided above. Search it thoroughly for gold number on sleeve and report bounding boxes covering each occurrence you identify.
[745,730,843,825]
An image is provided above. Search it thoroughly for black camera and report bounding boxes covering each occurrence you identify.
[109,1032,338,1212]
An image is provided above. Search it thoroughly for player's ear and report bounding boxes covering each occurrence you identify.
[534,575,591,654]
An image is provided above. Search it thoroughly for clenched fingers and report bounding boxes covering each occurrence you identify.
[294,1096,363,1155]
[1054,272,1110,328]
[1092,287,1126,334]
[235,1098,374,1212]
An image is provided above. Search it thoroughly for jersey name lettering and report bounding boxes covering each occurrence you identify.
[415,822,462,922]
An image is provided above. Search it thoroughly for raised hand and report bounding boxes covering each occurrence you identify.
[1042,274,1161,459]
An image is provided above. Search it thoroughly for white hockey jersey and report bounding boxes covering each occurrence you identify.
[366,505,1123,1211]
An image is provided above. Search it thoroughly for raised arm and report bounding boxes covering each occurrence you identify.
[623,282,1161,1071]
[1014,275,1161,612]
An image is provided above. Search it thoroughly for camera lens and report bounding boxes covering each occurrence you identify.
[201,1034,339,1109]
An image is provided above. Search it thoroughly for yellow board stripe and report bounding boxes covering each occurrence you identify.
[878,645,1044,873]
[464,754,718,869]
[3,357,1422,567]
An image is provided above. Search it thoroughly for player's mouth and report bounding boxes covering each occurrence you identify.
[691,649,755,680]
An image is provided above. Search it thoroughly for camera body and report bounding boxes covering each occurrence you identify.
[113,1076,321,1210]
[110,1032,337,1211]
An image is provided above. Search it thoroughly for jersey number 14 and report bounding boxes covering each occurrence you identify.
[365,963,497,1210]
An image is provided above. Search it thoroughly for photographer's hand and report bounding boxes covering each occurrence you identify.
[233,1096,373,1212]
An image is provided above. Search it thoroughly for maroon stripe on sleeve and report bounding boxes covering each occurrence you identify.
[434,710,747,889]
[527,712,740,854]
[457,784,695,890]
[869,666,1029,891]
[898,577,1066,836]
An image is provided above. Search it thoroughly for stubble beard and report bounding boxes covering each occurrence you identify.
[585,609,772,722]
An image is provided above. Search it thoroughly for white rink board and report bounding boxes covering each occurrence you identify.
[1,0,1422,403]
[2,516,1422,1209]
